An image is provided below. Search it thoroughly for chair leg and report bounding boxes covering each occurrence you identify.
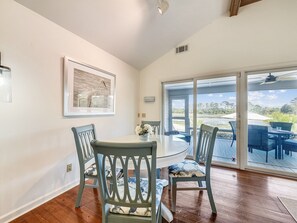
[206,177,216,214]
[156,168,161,179]
[93,178,98,187]
[198,180,203,188]
[266,151,268,163]
[171,179,177,212]
[75,178,85,207]
[168,175,172,191]
[157,204,162,223]
[230,139,234,147]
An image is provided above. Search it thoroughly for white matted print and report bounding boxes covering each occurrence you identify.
[64,57,116,116]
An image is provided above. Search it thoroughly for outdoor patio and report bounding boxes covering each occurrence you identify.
[185,135,297,174]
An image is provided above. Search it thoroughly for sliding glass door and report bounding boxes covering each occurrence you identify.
[163,67,297,177]
[196,76,238,166]
[162,75,238,165]
[246,69,297,175]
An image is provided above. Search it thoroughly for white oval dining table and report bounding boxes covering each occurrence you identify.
[103,134,189,169]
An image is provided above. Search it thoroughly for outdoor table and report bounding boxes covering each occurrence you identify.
[268,129,294,159]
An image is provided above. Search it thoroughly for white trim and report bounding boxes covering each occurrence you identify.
[244,166,297,180]
[239,70,248,170]
[0,180,79,223]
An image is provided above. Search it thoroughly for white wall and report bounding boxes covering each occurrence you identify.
[139,0,297,121]
[0,0,139,222]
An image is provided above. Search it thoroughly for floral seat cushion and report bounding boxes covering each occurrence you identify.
[85,163,123,179]
[85,163,97,176]
[168,160,205,177]
[109,178,163,217]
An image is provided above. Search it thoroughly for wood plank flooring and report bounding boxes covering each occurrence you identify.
[11,167,297,223]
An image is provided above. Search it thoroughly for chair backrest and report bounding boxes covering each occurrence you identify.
[229,121,236,137]
[270,122,293,131]
[141,121,161,135]
[71,124,96,171]
[195,124,218,174]
[248,125,268,148]
[91,140,158,220]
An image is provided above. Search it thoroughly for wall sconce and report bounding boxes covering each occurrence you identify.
[0,52,12,102]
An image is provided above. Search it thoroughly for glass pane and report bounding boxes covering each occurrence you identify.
[247,69,297,174]
[172,119,185,132]
[197,76,237,164]
[172,99,185,117]
[163,81,194,156]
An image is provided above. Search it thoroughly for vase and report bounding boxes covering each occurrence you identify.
[139,134,149,141]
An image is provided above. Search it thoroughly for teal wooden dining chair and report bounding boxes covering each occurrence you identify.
[141,121,161,135]
[168,124,218,213]
[141,120,162,178]
[91,140,163,223]
[71,124,100,208]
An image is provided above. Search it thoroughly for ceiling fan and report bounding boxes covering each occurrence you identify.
[260,71,297,85]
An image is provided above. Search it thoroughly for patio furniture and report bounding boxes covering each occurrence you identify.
[270,122,293,131]
[269,122,293,155]
[229,121,236,147]
[141,120,161,135]
[248,125,277,163]
[168,124,218,213]
[282,139,297,156]
[91,140,163,223]
[71,124,99,208]
[268,129,294,159]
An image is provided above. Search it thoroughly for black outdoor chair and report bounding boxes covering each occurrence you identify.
[229,121,236,147]
[269,122,294,155]
[282,139,297,157]
[248,125,277,163]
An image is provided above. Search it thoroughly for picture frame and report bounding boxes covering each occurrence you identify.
[63,57,116,116]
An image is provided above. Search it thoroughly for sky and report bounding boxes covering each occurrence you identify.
[173,89,297,109]
[248,89,297,107]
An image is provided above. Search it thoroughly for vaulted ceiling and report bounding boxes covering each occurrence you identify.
[15,0,260,70]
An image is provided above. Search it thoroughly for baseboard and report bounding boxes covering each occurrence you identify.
[0,180,79,223]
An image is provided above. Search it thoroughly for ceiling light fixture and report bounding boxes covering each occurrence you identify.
[260,73,277,85]
[157,0,169,15]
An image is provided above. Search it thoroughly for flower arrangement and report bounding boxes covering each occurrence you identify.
[135,124,153,136]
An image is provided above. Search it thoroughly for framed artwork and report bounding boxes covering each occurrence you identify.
[63,57,116,116]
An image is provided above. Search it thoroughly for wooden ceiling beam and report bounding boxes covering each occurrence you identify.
[240,0,261,7]
[230,0,241,17]
[230,0,261,17]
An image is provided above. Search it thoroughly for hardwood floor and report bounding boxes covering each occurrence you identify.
[11,167,297,223]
